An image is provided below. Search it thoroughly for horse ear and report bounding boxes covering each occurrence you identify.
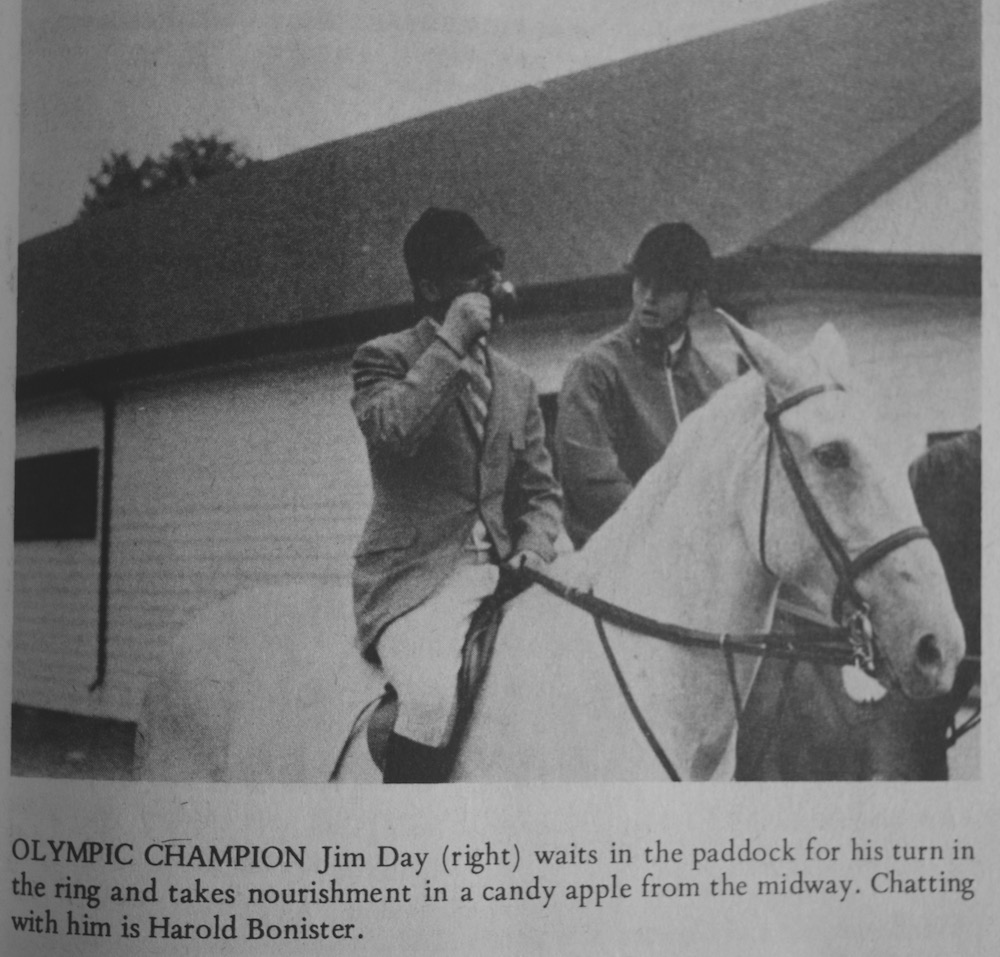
[716,310,800,393]
[810,322,850,385]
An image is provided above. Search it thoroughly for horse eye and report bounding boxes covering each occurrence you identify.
[814,442,850,470]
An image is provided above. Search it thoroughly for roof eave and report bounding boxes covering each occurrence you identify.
[16,248,980,401]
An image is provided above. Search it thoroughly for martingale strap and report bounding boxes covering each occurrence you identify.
[759,419,777,577]
[722,638,744,722]
[592,614,682,781]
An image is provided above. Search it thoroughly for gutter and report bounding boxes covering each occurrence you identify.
[16,250,981,402]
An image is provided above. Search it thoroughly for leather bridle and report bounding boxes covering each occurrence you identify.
[511,382,932,781]
[510,319,938,781]
[758,381,930,677]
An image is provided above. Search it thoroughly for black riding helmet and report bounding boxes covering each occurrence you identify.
[627,222,712,294]
[404,207,505,286]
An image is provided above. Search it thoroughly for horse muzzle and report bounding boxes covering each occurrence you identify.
[866,551,965,700]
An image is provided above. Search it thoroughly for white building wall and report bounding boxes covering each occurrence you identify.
[103,355,371,720]
[12,293,979,722]
[814,129,981,254]
[751,292,980,463]
[493,308,622,394]
[13,396,105,715]
[498,293,979,466]
[494,294,980,468]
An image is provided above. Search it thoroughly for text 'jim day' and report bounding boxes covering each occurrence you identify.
[12,839,440,876]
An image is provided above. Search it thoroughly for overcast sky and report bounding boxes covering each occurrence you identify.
[19,0,835,240]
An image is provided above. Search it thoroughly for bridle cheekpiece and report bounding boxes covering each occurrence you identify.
[759,381,930,676]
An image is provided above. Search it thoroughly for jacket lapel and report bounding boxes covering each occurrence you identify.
[480,346,503,454]
[412,316,440,354]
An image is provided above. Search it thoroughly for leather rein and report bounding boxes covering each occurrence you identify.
[519,352,930,780]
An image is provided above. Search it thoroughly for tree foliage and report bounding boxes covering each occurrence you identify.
[79,134,254,219]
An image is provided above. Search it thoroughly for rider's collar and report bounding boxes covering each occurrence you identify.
[630,322,690,368]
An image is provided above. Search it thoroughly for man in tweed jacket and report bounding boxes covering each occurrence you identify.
[351,208,562,783]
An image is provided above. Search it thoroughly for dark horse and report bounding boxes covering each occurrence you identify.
[737,428,981,780]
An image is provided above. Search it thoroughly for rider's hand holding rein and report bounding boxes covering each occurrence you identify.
[505,550,548,574]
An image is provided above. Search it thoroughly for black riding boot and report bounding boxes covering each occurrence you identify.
[382,733,452,784]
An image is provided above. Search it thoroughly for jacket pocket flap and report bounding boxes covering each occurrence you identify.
[354,525,418,556]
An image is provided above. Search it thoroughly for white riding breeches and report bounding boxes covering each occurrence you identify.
[376,560,500,748]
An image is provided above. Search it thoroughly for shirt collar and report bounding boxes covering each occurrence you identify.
[629,322,690,368]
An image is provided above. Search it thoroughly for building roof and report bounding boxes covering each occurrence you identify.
[17,0,980,385]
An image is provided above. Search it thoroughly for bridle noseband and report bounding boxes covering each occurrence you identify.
[759,382,930,675]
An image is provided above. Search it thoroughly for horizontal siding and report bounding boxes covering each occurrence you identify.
[13,297,980,722]
[752,292,980,462]
[493,308,621,393]
[104,357,371,719]
[492,295,979,454]
[13,397,105,714]
[494,307,740,396]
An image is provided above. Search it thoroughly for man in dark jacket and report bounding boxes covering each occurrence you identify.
[351,207,562,783]
[555,223,732,547]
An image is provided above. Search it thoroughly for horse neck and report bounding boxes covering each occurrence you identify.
[585,381,776,633]
[569,386,778,781]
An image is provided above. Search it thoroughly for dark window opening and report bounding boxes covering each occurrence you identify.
[14,449,100,542]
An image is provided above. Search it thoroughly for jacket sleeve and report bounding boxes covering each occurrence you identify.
[351,335,473,458]
[506,380,563,562]
[556,356,633,538]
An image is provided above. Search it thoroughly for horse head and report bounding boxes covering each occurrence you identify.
[722,315,964,700]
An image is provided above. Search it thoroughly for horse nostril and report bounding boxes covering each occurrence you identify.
[916,633,943,670]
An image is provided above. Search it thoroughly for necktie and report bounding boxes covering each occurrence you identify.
[465,342,492,442]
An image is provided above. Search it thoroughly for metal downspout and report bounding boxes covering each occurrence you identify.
[89,391,117,692]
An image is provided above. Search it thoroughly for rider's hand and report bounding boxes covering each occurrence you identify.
[438,292,492,354]
[504,550,547,574]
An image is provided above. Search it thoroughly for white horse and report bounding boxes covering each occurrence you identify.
[137,319,964,782]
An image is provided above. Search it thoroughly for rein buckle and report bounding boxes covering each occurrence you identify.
[846,604,876,674]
